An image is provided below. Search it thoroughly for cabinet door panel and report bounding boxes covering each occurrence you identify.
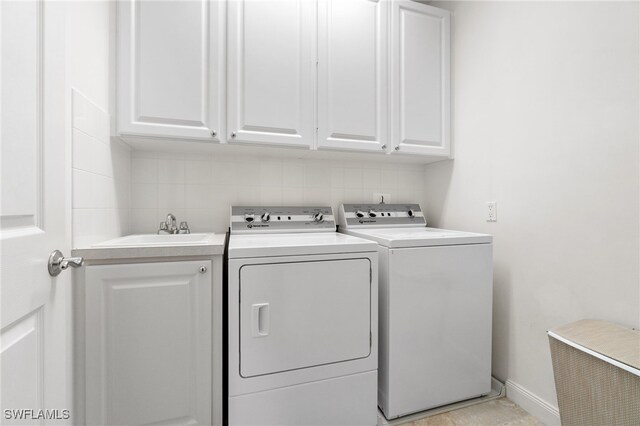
[85,261,212,425]
[317,0,388,152]
[117,0,224,140]
[391,1,450,156]
[228,0,315,147]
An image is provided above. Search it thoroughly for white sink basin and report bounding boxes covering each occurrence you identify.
[92,233,216,248]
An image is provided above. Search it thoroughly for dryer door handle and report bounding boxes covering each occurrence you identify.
[251,303,270,337]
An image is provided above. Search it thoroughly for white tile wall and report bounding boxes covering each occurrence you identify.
[72,90,131,248]
[130,151,427,234]
[71,91,426,242]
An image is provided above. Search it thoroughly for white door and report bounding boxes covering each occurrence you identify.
[239,259,371,378]
[390,0,450,157]
[117,0,225,141]
[1,1,72,423]
[84,261,212,426]
[317,0,388,153]
[227,0,315,147]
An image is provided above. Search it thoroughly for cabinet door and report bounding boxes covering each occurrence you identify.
[317,0,388,152]
[117,0,225,141]
[84,261,212,426]
[227,0,315,148]
[390,1,450,156]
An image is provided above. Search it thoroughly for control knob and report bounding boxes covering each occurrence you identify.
[312,212,324,223]
[368,210,378,218]
[407,209,415,218]
[261,212,271,222]
[355,210,366,218]
[244,214,255,223]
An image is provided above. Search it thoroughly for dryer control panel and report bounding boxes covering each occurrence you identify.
[230,206,336,233]
[339,203,426,228]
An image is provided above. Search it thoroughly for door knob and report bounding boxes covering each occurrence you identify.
[48,250,84,277]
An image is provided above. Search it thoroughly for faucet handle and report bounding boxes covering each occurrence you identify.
[158,221,169,234]
[179,221,190,234]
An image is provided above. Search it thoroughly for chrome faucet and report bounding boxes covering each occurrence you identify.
[158,213,190,234]
[166,213,177,231]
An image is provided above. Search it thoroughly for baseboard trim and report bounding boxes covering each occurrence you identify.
[505,379,560,426]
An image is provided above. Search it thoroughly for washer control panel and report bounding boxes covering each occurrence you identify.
[231,206,336,233]
[339,204,426,228]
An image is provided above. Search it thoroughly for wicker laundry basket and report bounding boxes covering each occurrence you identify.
[548,319,640,426]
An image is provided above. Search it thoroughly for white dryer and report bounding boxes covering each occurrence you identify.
[227,206,379,425]
[338,204,493,420]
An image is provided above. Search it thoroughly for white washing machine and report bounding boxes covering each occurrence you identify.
[227,206,379,425]
[338,203,493,420]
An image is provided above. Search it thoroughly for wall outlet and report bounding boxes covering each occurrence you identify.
[486,201,497,222]
[373,193,391,204]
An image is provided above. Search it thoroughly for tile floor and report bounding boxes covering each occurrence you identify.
[398,398,541,426]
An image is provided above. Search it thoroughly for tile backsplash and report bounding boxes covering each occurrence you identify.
[130,150,427,234]
[72,90,131,248]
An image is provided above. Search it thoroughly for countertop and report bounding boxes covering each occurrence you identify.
[72,233,226,261]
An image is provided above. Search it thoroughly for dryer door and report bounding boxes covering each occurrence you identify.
[239,258,371,377]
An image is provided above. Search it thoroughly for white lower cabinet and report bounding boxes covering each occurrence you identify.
[80,259,220,426]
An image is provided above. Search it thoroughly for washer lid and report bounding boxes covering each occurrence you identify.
[228,232,377,258]
[341,227,492,248]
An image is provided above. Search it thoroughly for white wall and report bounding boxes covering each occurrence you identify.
[66,1,110,109]
[129,151,426,234]
[426,0,639,416]
[67,1,131,248]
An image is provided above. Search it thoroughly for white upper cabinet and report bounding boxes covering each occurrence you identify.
[115,0,451,158]
[227,0,315,147]
[390,0,450,157]
[317,0,388,153]
[117,0,225,141]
